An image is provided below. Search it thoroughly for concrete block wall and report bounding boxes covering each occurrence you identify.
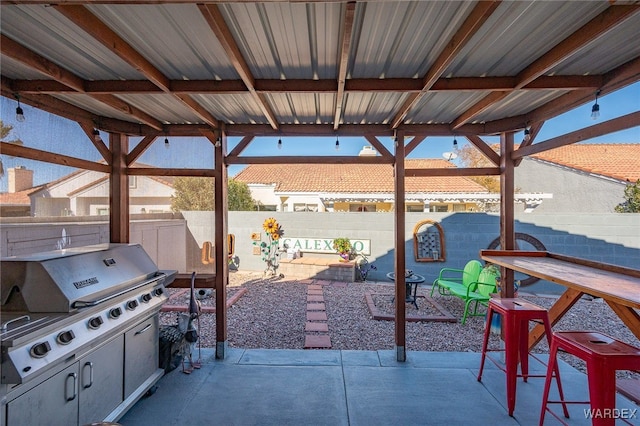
[182,211,639,294]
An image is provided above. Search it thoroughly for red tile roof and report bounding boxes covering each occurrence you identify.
[531,143,640,182]
[0,187,41,206]
[235,159,488,193]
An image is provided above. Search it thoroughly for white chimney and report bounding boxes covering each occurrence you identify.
[358,145,377,156]
[8,166,34,193]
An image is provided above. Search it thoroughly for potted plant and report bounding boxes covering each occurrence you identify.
[332,237,352,261]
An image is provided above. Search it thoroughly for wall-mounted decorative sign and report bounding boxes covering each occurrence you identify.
[413,219,445,262]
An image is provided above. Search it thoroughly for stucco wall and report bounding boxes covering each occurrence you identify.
[515,158,627,213]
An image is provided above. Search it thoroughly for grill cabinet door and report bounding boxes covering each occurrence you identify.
[7,363,79,426]
[124,315,159,399]
[78,336,125,425]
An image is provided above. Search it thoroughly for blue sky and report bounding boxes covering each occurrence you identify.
[1,82,638,191]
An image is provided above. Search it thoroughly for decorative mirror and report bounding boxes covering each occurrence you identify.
[413,219,445,262]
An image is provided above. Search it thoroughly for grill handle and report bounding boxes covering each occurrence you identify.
[1,315,31,332]
[65,372,77,402]
[82,362,94,389]
[71,273,167,309]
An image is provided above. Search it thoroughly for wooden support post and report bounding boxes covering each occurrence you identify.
[499,132,515,297]
[109,132,129,243]
[214,129,229,359]
[394,130,407,362]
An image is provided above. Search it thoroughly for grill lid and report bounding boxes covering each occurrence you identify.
[1,244,161,313]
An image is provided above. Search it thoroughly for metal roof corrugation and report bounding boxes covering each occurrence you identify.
[349,2,475,79]
[1,5,141,81]
[0,56,48,80]
[268,93,333,125]
[474,90,570,124]
[342,92,406,125]
[88,4,238,81]
[407,91,489,124]
[549,13,640,76]
[221,2,342,80]
[117,94,202,125]
[198,94,268,125]
[54,94,137,122]
[445,2,607,78]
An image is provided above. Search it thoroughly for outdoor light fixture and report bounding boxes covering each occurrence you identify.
[277,138,282,150]
[523,127,530,142]
[164,137,170,149]
[15,95,25,123]
[335,137,340,151]
[92,128,101,142]
[452,137,458,149]
[214,137,221,148]
[591,90,601,120]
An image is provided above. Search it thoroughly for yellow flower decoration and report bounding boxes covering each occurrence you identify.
[271,231,280,240]
[263,217,278,233]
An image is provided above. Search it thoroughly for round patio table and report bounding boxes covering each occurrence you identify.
[386,272,425,309]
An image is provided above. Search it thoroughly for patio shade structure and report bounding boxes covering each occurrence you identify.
[1,0,639,361]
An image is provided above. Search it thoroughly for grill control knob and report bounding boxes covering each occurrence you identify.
[30,341,51,358]
[126,300,139,311]
[140,293,152,303]
[56,330,75,345]
[109,307,122,319]
[153,288,164,297]
[88,316,103,330]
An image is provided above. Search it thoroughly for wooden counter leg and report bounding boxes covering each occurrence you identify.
[605,301,640,341]
[528,288,583,350]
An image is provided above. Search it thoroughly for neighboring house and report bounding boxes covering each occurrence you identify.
[24,167,175,217]
[516,143,640,213]
[0,166,42,217]
[235,148,551,213]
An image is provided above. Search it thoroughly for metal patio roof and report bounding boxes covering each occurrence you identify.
[1,1,639,138]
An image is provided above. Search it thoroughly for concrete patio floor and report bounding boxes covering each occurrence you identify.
[120,348,640,425]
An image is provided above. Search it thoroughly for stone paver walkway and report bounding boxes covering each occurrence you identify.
[304,281,332,349]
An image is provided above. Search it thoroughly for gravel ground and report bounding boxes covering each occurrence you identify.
[161,271,640,379]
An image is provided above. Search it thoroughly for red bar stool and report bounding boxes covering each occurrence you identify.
[477,298,568,417]
[540,331,640,426]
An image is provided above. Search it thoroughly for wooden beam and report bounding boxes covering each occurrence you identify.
[198,4,279,130]
[465,135,500,166]
[227,135,255,158]
[405,167,500,177]
[77,121,112,164]
[391,1,501,128]
[453,4,640,129]
[55,4,220,128]
[333,1,356,130]
[393,130,406,362]
[0,142,110,173]
[516,5,640,89]
[513,121,544,167]
[1,35,164,130]
[499,132,515,298]
[127,167,216,177]
[126,133,159,166]
[513,111,640,159]
[109,133,129,243]
[226,155,394,165]
[403,135,426,157]
[363,134,393,159]
[214,130,229,359]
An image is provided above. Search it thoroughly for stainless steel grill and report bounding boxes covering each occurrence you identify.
[1,243,176,426]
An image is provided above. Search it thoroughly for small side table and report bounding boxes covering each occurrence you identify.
[386,272,425,309]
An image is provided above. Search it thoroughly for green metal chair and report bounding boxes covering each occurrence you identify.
[430,260,483,298]
[450,267,500,325]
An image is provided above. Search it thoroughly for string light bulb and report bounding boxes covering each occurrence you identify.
[15,94,25,123]
[523,127,530,142]
[277,138,282,150]
[452,136,458,149]
[591,90,601,120]
[92,128,101,142]
[164,137,170,149]
[335,137,340,151]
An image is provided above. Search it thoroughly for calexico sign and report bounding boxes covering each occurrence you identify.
[279,237,371,255]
